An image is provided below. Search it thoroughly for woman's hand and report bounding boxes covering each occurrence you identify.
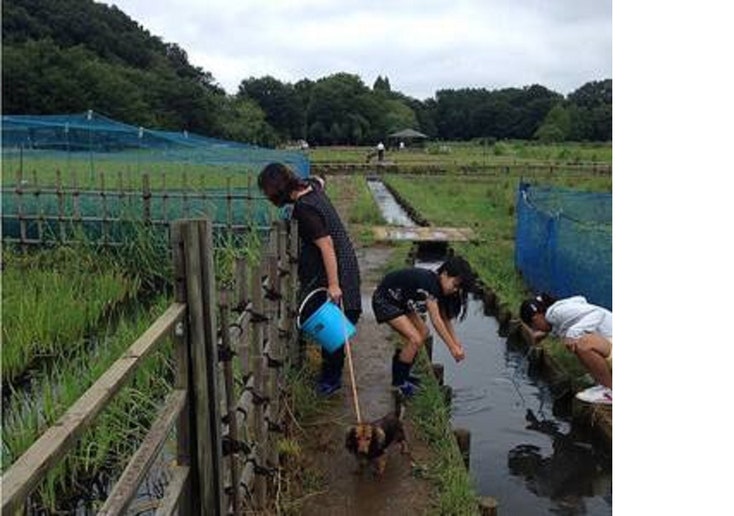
[327,284,343,305]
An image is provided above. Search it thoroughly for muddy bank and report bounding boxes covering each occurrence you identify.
[298,244,435,515]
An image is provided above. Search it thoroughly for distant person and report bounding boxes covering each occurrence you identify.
[376,141,385,162]
[520,294,612,405]
[372,256,476,396]
[258,162,362,396]
[399,141,405,151]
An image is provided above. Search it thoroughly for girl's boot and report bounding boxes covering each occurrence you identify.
[392,350,417,396]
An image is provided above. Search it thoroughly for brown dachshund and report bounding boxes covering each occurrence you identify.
[345,392,409,477]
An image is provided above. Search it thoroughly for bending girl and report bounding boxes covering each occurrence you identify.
[520,293,612,404]
[372,256,475,396]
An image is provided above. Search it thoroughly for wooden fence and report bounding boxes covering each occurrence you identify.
[0,218,300,515]
[1,171,271,247]
[311,161,612,176]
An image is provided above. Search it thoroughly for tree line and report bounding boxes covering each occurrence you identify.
[2,0,611,147]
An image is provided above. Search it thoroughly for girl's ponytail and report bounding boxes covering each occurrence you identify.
[437,255,476,322]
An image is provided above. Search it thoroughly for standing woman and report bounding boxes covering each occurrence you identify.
[258,163,361,396]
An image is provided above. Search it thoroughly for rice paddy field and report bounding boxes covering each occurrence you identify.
[1,220,261,511]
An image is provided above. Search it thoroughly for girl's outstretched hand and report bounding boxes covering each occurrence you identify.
[451,345,465,363]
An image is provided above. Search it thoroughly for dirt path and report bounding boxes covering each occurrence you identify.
[298,177,435,515]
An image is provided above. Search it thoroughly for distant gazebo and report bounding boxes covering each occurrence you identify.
[387,128,429,149]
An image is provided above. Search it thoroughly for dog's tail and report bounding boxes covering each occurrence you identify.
[393,389,406,421]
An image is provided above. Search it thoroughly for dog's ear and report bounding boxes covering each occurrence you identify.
[370,427,386,454]
[345,426,358,452]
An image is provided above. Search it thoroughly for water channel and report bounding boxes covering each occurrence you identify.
[368,178,612,515]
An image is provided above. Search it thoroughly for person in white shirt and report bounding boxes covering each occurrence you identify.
[520,293,612,405]
[376,141,385,161]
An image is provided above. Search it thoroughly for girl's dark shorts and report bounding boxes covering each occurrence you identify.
[371,287,407,324]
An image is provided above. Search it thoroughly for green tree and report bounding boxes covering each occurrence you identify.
[238,76,305,142]
[566,80,612,141]
[373,75,391,93]
[534,103,571,142]
[305,73,373,144]
[214,96,275,145]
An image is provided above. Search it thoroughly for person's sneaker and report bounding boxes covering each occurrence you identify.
[394,380,419,397]
[575,385,612,405]
[315,380,342,397]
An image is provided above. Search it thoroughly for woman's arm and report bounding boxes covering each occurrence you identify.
[313,235,342,303]
[427,299,465,362]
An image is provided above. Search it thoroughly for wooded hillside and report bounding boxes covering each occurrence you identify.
[2,0,611,145]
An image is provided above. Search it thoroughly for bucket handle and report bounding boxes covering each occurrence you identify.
[296,287,330,329]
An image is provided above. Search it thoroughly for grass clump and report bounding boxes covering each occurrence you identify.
[410,349,479,516]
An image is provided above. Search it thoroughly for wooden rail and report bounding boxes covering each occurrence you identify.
[1,218,301,515]
[0,303,187,515]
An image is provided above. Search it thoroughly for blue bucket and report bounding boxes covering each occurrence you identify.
[297,288,356,353]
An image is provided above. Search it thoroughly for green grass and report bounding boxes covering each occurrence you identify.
[410,348,479,515]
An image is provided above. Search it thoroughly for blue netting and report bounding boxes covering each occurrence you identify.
[1,112,308,243]
[1,111,309,175]
[515,183,612,309]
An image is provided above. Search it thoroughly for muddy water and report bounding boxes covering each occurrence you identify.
[422,276,612,515]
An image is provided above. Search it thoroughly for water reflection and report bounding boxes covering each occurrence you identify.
[431,295,611,515]
[507,409,612,515]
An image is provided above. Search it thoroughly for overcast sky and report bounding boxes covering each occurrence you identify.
[106,0,611,100]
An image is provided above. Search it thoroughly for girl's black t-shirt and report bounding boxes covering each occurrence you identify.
[377,268,442,313]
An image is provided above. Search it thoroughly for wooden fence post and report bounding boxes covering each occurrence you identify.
[249,260,268,509]
[15,167,26,248]
[177,219,225,516]
[288,220,301,367]
[219,289,242,514]
[100,170,108,244]
[55,169,66,243]
[170,221,193,516]
[142,173,151,225]
[32,170,45,245]
[265,236,281,470]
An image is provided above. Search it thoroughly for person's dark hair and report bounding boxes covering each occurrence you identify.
[437,255,476,321]
[257,162,306,206]
[519,292,557,325]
